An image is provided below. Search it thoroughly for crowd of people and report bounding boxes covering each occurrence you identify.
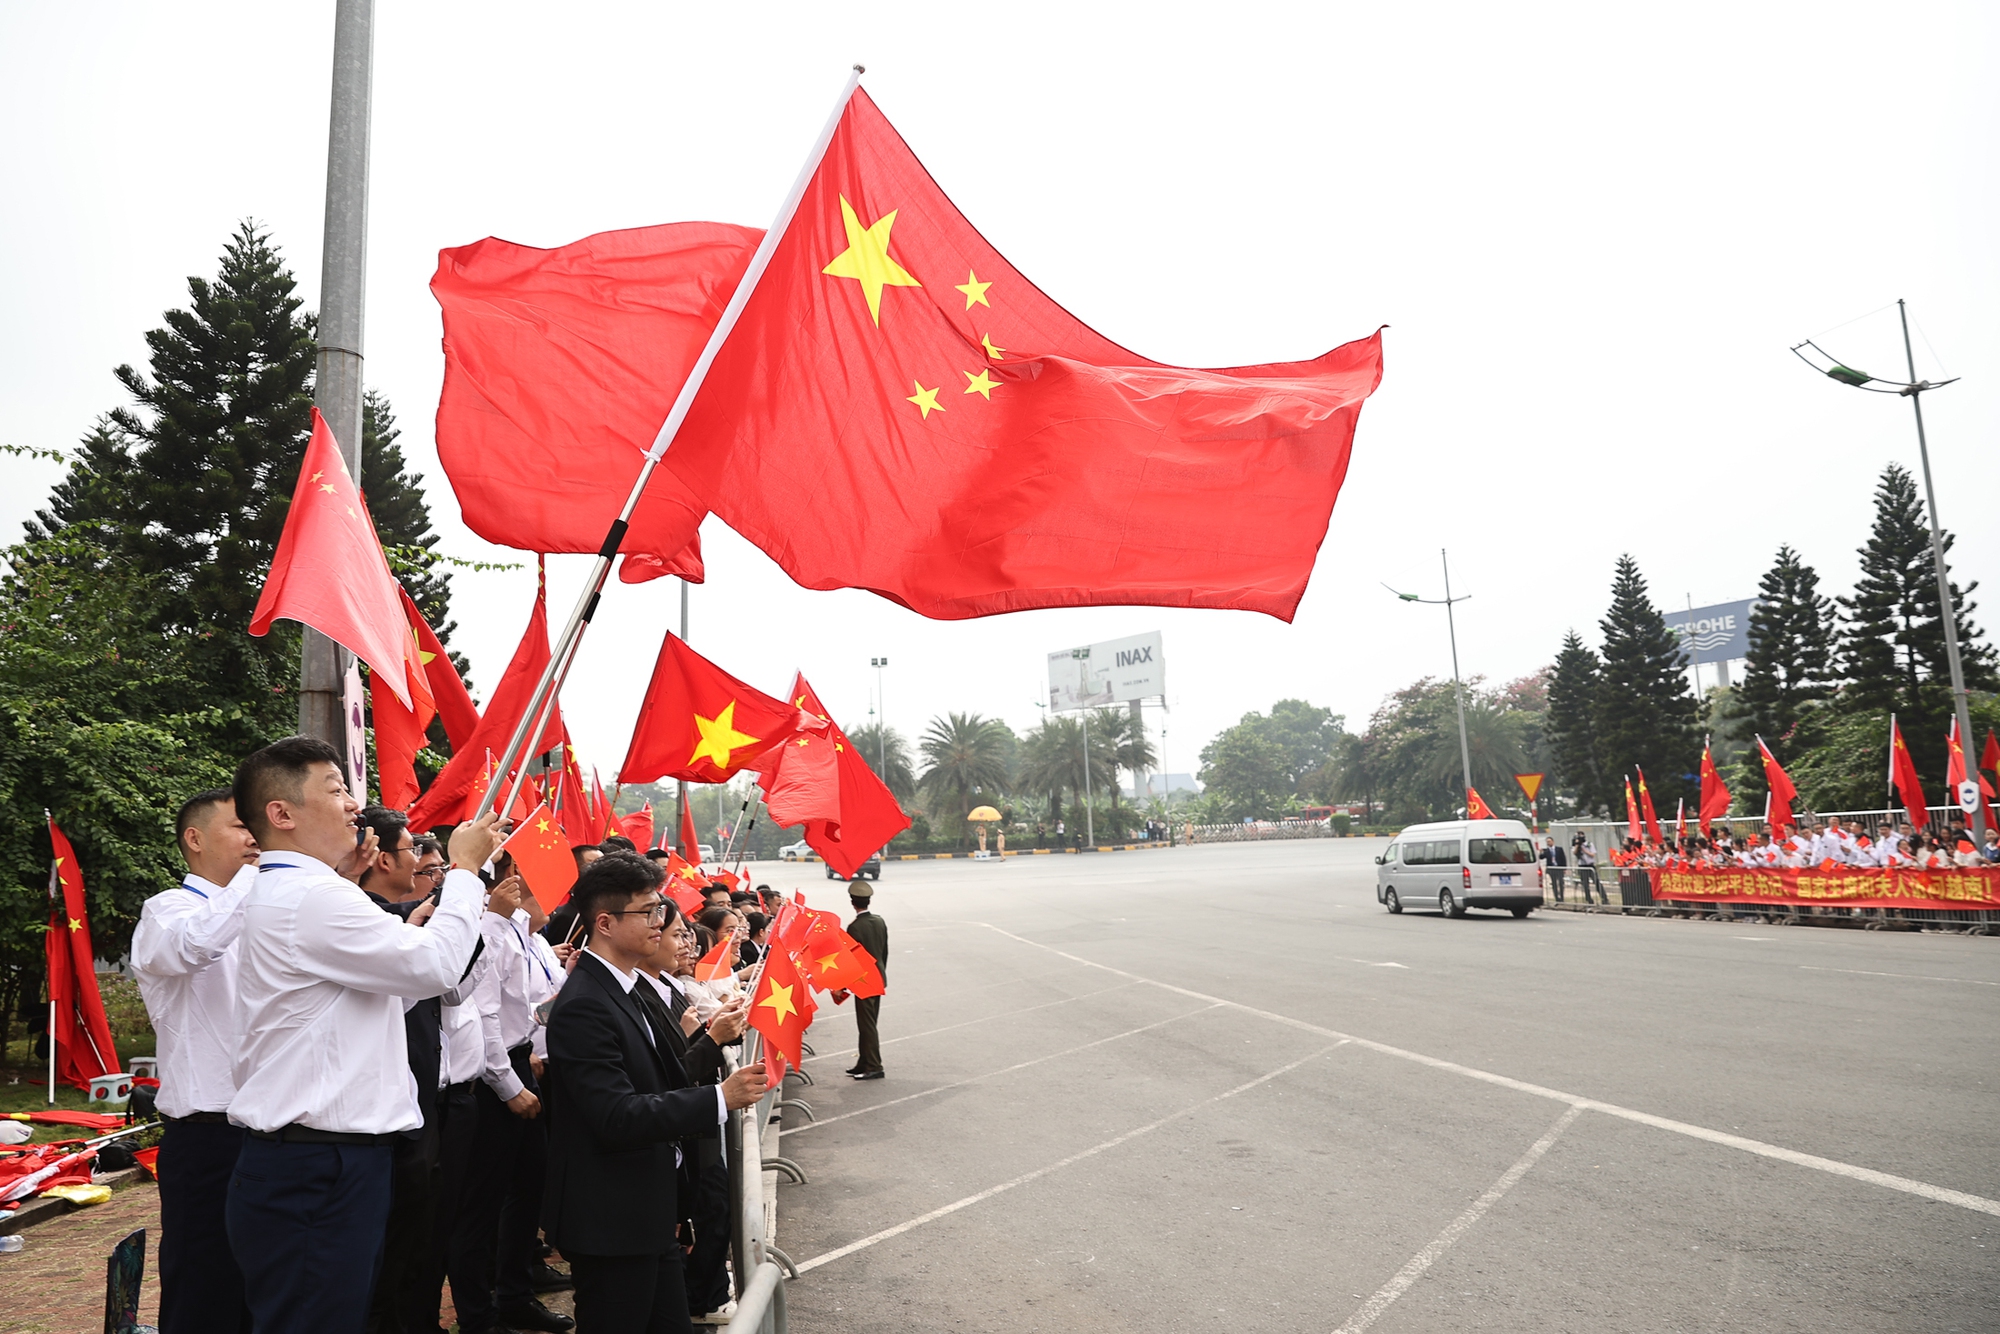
[1534,818,1999,894]
[128,734,890,1334]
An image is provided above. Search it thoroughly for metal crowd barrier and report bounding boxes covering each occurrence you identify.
[723,1054,796,1333]
[1536,870,1998,933]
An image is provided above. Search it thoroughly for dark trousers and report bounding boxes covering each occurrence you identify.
[368,1116,441,1334]
[567,1250,691,1334]
[681,1139,729,1316]
[854,995,883,1073]
[450,1050,543,1331]
[157,1118,251,1334]
[415,1082,479,1334]
[1548,869,1566,902]
[226,1137,393,1334]
[1578,868,1605,903]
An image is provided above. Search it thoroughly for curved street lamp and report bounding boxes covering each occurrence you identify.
[1792,299,1983,842]
[1386,549,1476,819]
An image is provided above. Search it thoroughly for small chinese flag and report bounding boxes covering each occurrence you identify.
[1624,777,1642,841]
[1634,766,1663,844]
[694,933,738,985]
[502,802,579,914]
[679,797,701,866]
[661,850,708,916]
[1464,787,1496,820]
[620,633,804,785]
[1757,738,1797,832]
[1699,740,1732,835]
[748,943,809,1070]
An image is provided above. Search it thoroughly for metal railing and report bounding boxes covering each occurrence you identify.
[723,1053,797,1333]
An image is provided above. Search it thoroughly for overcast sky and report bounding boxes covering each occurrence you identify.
[3,2,1994,786]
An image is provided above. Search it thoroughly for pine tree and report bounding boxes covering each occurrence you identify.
[1592,555,1701,810]
[1730,544,1837,762]
[1546,630,1607,815]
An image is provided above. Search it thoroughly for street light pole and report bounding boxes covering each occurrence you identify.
[1387,552,1476,817]
[1896,300,1985,844]
[870,657,888,774]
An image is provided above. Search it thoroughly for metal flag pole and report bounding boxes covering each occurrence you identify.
[1441,550,1476,814]
[44,817,57,1106]
[472,65,866,823]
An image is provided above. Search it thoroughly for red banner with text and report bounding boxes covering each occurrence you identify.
[1650,866,2000,911]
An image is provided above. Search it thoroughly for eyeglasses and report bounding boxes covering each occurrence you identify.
[608,905,669,926]
[414,865,448,881]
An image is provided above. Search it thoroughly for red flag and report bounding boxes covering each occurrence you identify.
[661,850,709,916]
[757,720,843,831]
[501,803,580,914]
[779,675,911,878]
[429,224,746,581]
[1634,767,1663,844]
[372,589,457,812]
[694,934,738,985]
[1946,716,1997,828]
[589,772,614,843]
[620,633,804,785]
[1757,737,1797,832]
[1463,787,1496,820]
[44,820,118,1090]
[407,577,565,831]
[1983,729,2000,778]
[1623,777,1642,842]
[1698,740,1731,836]
[679,797,701,866]
[250,408,422,708]
[748,944,808,1069]
[760,1042,787,1089]
[616,800,654,852]
[404,588,480,747]
[1674,798,1686,846]
[1886,715,1927,826]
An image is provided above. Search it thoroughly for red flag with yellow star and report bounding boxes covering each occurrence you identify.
[647,88,1384,621]
[619,632,804,784]
[616,799,654,853]
[502,802,580,914]
[775,674,910,879]
[44,819,119,1090]
[374,587,479,811]
[661,849,709,916]
[748,942,809,1069]
[1698,740,1732,835]
[250,408,424,707]
[1634,767,1663,844]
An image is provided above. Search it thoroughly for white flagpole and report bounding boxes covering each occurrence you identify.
[473,65,867,824]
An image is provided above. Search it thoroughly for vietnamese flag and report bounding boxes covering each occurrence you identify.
[250,408,423,708]
[620,632,804,784]
[1464,787,1496,820]
[408,576,566,830]
[502,803,579,914]
[1698,740,1731,836]
[44,820,119,1089]
[428,224,746,582]
[1757,737,1797,832]
[748,943,808,1070]
[1983,729,2000,780]
[777,674,911,878]
[1634,767,1663,844]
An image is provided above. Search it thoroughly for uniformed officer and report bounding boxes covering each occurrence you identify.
[845,883,889,1080]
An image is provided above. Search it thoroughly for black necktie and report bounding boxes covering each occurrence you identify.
[632,981,685,1067]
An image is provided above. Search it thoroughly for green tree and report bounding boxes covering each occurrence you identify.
[1728,544,1837,806]
[1546,631,1607,815]
[1592,555,1701,810]
[1196,720,1292,820]
[1018,715,1112,823]
[917,713,1012,845]
[845,723,917,802]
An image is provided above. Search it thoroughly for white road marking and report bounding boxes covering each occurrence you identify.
[800,980,1136,1065]
[1334,1105,1584,1333]
[978,924,2000,1218]
[793,1042,1349,1274]
[786,1002,1225,1134]
[1800,964,1999,987]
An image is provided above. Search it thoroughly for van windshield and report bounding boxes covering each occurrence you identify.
[1469,837,1536,865]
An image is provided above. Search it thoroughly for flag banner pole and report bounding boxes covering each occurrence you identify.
[472,66,867,823]
[499,645,575,821]
[718,794,754,867]
[43,820,57,1104]
[730,811,759,883]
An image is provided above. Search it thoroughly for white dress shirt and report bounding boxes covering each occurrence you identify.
[440,949,491,1086]
[229,852,485,1135]
[474,909,543,1101]
[130,865,258,1118]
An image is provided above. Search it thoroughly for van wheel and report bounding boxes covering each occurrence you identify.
[1384,888,1402,914]
[1439,889,1465,918]
[1511,906,1531,918]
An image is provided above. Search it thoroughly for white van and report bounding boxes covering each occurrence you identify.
[1375,819,1542,917]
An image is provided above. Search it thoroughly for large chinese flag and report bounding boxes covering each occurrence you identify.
[1887,715,1927,826]
[429,224,758,582]
[748,942,809,1069]
[1757,738,1797,832]
[1634,767,1664,844]
[1698,740,1731,835]
[407,578,565,831]
[250,409,423,707]
[619,633,803,785]
[45,820,118,1089]
[659,89,1385,620]
[773,674,910,878]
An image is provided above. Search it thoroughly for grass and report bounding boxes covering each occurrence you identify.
[3,973,158,1143]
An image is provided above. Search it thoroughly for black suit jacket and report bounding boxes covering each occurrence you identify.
[541,952,721,1256]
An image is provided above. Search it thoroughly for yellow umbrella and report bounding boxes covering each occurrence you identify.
[967,805,1001,822]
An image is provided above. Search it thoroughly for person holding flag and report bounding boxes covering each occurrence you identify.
[843,883,889,1081]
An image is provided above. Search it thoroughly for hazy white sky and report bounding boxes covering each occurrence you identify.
[3,2,1994,783]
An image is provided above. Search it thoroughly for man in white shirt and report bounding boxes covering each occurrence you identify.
[223,736,503,1334]
[131,788,260,1334]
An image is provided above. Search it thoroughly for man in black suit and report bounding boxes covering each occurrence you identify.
[542,854,767,1334]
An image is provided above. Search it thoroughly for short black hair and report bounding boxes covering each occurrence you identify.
[358,806,411,854]
[573,852,668,935]
[234,736,344,840]
[744,911,769,935]
[174,788,236,849]
[412,834,443,859]
[702,883,731,901]
[643,848,671,863]
[600,834,638,853]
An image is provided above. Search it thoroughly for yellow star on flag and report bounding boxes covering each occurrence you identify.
[954,270,992,309]
[310,471,324,483]
[411,627,437,666]
[689,701,762,770]
[68,918,82,932]
[758,980,798,1024]
[319,483,337,494]
[907,382,945,419]
[537,817,552,833]
[981,333,1005,361]
[815,951,846,976]
[963,369,999,400]
[821,196,921,327]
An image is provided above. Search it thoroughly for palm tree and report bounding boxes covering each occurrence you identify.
[845,723,917,803]
[1103,708,1159,805]
[1018,716,1081,822]
[917,712,1012,845]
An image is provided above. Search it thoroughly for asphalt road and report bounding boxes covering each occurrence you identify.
[742,839,2000,1333]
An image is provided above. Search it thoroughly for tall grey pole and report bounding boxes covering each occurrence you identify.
[300,0,375,749]
[1128,699,1147,805]
[678,577,690,855]
[1898,299,1986,843]
[1080,710,1095,846]
[1441,549,1476,814]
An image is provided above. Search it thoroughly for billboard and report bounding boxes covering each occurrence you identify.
[1663,599,1757,666]
[1047,632,1164,712]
